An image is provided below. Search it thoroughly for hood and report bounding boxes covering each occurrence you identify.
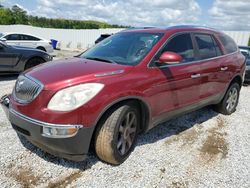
[26,57,133,90]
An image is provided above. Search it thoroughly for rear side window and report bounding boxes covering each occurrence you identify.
[163,33,195,62]
[195,34,218,60]
[219,34,238,54]
[20,35,40,41]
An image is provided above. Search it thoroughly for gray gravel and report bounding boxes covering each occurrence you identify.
[0,72,250,187]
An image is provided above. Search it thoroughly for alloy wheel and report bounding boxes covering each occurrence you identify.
[117,111,137,155]
[226,87,238,112]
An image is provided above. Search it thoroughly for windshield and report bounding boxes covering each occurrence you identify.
[0,33,4,38]
[81,32,164,65]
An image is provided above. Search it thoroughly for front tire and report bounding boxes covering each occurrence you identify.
[214,82,240,115]
[94,103,140,165]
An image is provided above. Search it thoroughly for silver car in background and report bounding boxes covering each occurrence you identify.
[0,32,53,54]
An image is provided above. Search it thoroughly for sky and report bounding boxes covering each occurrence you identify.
[1,0,250,30]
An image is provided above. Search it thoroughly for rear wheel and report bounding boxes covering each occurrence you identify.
[94,103,140,165]
[214,82,240,115]
[25,58,45,70]
[37,46,46,52]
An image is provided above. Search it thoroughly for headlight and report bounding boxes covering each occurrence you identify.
[48,83,104,111]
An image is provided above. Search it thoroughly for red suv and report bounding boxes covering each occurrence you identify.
[1,26,246,165]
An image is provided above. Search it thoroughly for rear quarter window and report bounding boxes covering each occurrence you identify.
[219,34,238,54]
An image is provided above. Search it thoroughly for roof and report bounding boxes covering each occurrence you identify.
[122,25,221,34]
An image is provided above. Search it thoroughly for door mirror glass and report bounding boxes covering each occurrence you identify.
[158,51,183,65]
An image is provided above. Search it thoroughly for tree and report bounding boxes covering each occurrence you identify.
[0,4,126,29]
[11,5,28,24]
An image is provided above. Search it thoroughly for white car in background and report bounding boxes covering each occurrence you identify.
[0,32,53,54]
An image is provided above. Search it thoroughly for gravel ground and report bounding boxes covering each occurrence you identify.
[0,62,249,187]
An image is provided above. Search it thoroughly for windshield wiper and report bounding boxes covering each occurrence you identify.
[85,57,117,64]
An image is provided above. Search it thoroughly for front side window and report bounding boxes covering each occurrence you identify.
[5,34,20,40]
[81,32,164,65]
[195,34,217,60]
[219,34,238,54]
[163,33,195,62]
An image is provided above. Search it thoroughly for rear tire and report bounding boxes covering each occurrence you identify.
[25,58,45,70]
[213,82,240,115]
[94,102,140,165]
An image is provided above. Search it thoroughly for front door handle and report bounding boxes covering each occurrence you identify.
[191,73,201,79]
[221,67,228,71]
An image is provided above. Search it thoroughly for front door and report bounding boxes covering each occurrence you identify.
[147,33,201,125]
[0,43,20,71]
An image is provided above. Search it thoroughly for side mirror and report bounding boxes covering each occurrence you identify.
[0,38,6,42]
[158,51,183,65]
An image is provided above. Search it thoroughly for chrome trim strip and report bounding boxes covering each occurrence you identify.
[13,74,44,104]
[10,108,83,129]
[153,51,239,69]
[95,70,125,77]
[147,31,239,69]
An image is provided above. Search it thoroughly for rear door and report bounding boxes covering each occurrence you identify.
[193,33,226,100]
[19,34,39,48]
[148,33,201,124]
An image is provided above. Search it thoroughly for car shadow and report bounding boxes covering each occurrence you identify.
[17,107,218,170]
[137,107,218,146]
[0,74,18,81]
[243,81,250,86]
[17,134,99,171]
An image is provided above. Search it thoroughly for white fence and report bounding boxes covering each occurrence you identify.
[224,31,250,46]
[0,25,249,50]
[0,25,123,50]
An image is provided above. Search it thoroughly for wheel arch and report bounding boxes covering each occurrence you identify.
[89,96,151,150]
[95,96,151,132]
[229,74,243,88]
[36,46,46,52]
[24,56,46,70]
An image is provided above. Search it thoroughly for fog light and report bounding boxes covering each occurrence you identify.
[42,126,80,138]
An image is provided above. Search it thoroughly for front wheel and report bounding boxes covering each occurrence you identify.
[214,82,240,115]
[25,58,45,70]
[94,103,140,165]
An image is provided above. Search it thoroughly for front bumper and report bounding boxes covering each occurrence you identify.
[0,95,94,161]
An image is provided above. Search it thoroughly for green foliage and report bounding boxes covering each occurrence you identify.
[0,5,125,29]
[248,37,250,46]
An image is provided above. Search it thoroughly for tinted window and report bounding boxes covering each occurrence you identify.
[20,35,40,41]
[212,36,223,56]
[219,34,238,54]
[195,34,217,59]
[5,34,20,40]
[81,32,164,65]
[163,33,195,62]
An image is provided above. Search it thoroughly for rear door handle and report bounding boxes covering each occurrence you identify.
[221,67,228,71]
[191,73,201,79]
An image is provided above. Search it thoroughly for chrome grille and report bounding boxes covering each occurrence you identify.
[13,75,43,104]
